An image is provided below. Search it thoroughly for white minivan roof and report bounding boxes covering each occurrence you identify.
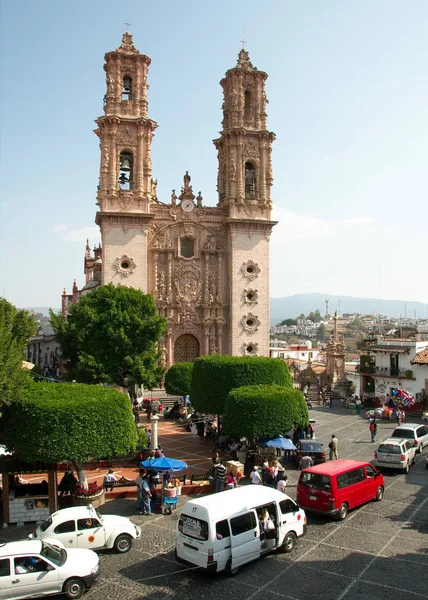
[180,486,291,521]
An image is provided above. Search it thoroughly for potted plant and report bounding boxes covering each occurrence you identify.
[72,482,105,508]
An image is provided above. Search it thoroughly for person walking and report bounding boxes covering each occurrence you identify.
[250,465,262,485]
[276,475,288,493]
[329,434,338,460]
[369,419,377,443]
[356,397,362,415]
[299,453,314,470]
[214,460,227,493]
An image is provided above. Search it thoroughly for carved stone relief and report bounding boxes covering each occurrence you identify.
[240,260,261,281]
[240,312,261,334]
[241,341,259,356]
[113,254,137,277]
[243,288,258,305]
[174,263,202,303]
[118,192,133,210]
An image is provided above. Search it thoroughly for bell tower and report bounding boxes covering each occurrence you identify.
[214,49,277,357]
[94,31,158,292]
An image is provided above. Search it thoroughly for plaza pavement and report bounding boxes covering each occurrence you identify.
[3,404,428,600]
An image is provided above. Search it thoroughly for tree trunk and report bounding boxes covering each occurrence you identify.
[72,460,88,490]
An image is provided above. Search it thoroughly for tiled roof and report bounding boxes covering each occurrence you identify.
[411,348,428,365]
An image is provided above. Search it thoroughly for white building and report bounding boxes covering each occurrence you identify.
[359,335,428,400]
[270,341,321,363]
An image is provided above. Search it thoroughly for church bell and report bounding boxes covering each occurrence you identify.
[120,156,131,171]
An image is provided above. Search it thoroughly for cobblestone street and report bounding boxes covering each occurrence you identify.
[5,406,428,600]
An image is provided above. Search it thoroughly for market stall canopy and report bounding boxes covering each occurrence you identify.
[258,436,296,451]
[140,456,188,471]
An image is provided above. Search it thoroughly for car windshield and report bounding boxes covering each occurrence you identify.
[39,516,52,532]
[41,542,66,567]
[392,430,414,439]
[378,444,402,454]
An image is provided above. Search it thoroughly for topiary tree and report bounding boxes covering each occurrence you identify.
[0,379,138,488]
[190,355,293,415]
[223,385,309,439]
[164,362,193,397]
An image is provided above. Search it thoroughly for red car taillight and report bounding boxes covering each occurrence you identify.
[413,440,418,446]
[208,549,214,563]
[401,455,405,461]
[321,452,326,459]
[374,452,377,459]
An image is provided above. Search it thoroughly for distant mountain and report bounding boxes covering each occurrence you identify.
[270,294,428,324]
[22,307,59,317]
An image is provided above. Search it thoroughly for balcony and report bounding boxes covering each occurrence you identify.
[359,366,414,379]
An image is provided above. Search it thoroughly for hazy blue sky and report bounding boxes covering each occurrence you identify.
[1,0,427,309]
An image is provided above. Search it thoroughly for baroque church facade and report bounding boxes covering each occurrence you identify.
[77,32,277,369]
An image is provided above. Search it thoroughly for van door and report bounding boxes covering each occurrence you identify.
[278,498,303,542]
[0,558,11,599]
[214,519,232,572]
[230,510,260,569]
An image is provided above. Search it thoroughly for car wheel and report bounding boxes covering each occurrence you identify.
[281,531,297,553]
[375,485,384,502]
[114,533,132,553]
[63,577,85,599]
[337,503,348,520]
[224,559,239,577]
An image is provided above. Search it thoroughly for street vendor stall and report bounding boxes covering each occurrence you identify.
[0,457,57,526]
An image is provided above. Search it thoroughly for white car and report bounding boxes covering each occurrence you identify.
[391,424,428,453]
[30,504,141,554]
[0,539,100,599]
[374,438,416,473]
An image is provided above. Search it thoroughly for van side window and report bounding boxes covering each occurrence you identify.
[280,499,297,514]
[230,512,256,536]
[0,559,10,577]
[337,468,365,489]
[216,519,230,539]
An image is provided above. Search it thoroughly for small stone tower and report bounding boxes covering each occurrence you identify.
[213,49,277,357]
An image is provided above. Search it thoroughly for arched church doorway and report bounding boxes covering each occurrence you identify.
[174,334,200,363]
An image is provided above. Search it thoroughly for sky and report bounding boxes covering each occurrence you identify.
[1,0,427,309]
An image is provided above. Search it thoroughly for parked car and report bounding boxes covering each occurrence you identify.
[293,440,326,466]
[297,459,384,520]
[30,504,141,554]
[374,438,416,473]
[391,424,428,453]
[0,539,100,599]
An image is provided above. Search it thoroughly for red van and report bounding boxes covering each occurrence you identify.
[297,459,384,520]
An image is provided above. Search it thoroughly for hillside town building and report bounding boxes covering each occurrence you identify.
[63,32,276,367]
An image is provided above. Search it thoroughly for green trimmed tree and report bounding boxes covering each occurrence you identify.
[0,379,138,488]
[190,355,293,415]
[223,385,308,439]
[0,298,36,407]
[164,362,193,397]
[50,284,167,392]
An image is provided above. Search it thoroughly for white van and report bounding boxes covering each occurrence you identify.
[175,486,307,576]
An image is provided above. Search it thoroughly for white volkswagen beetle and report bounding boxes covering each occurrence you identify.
[30,504,141,553]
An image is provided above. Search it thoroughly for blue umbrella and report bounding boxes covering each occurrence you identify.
[140,456,188,471]
[258,436,296,451]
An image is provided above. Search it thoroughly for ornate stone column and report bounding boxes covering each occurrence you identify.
[259,139,267,202]
[136,122,144,194]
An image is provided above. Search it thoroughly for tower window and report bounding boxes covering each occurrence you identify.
[180,237,194,258]
[245,162,256,198]
[244,91,252,118]
[119,152,133,190]
[122,76,132,101]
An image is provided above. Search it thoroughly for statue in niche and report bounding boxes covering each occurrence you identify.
[171,189,177,205]
[151,178,158,201]
[184,171,191,189]
[196,191,203,207]
[229,156,236,180]
[204,234,217,251]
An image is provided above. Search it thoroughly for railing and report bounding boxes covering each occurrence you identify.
[359,366,414,378]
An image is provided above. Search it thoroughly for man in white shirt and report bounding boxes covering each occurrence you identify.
[299,454,314,470]
[250,466,262,485]
[276,477,288,493]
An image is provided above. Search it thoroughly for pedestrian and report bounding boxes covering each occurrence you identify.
[226,471,237,490]
[329,434,338,460]
[395,408,401,425]
[276,475,288,493]
[356,397,362,415]
[261,460,270,485]
[103,469,117,492]
[154,446,164,458]
[214,460,227,493]
[135,468,146,512]
[299,453,314,470]
[250,465,262,485]
[369,419,377,443]
[400,409,406,424]
[139,476,152,515]
[423,409,428,424]
[329,393,334,409]
[132,400,140,423]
